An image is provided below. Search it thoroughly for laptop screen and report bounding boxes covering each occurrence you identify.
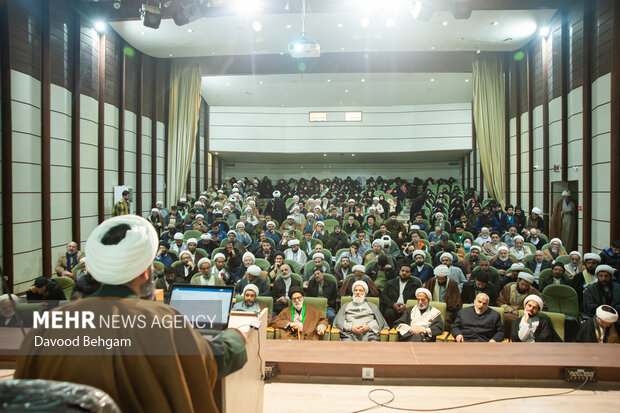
[169,285,234,331]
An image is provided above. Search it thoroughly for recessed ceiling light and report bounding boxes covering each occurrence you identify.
[259,81,263,84]
[226,82,230,86]
[351,154,355,157]
[361,78,366,82]
[214,152,218,155]
[539,26,550,37]
[475,49,481,54]
[168,53,173,56]
[327,79,331,82]
[430,78,435,82]
[253,21,262,32]
[344,89,349,93]
[286,24,291,29]
[430,46,435,50]
[340,47,345,51]
[187,28,193,33]
[140,31,146,36]
[442,21,448,26]
[491,21,499,26]
[337,23,343,28]
[465,79,470,82]
[385,17,395,28]
[211,51,215,55]
[323,153,327,157]
[360,17,370,28]
[279,52,284,55]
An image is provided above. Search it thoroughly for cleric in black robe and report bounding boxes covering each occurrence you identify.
[510,295,561,342]
[264,190,288,224]
[451,293,504,342]
[575,305,619,343]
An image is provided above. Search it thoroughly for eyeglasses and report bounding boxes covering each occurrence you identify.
[291,295,303,302]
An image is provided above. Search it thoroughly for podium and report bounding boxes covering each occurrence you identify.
[216,308,267,413]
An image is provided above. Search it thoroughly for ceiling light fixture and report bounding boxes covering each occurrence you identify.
[187,28,193,32]
[430,78,435,82]
[252,21,262,31]
[360,17,370,29]
[337,23,343,28]
[327,79,331,82]
[113,0,122,10]
[465,78,470,82]
[450,0,472,19]
[140,31,146,35]
[491,21,499,25]
[539,26,550,37]
[475,49,481,53]
[385,17,395,28]
[361,78,366,82]
[94,21,106,33]
[442,21,448,26]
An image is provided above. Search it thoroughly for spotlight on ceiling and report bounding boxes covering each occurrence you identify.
[140,3,162,29]
[410,0,435,22]
[113,0,122,10]
[94,21,106,33]
[539,26,550,37]
[450,0,472,19]
[173,0,198,26]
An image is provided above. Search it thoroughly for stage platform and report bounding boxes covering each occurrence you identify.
[264,341,620,382]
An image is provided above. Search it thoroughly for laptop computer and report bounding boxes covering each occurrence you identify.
[168,284,235,339]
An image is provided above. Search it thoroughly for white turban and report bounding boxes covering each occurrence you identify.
[151,207,158,213]
[596,305,619,323]
[550,238,562,245]
[156,201,163,206]
[213,253,225,261]
[524,294,544,309]
[199,195,207,200]
[584,253,601,262]
[313,253,325,260]
[470,245,482,252]
[0,294,19,302]
[413,250,426,259]
[236,222,245,229]
[232,188,239,193]
[245,207,252,212]
[85,215,158,285]
[197,258,211,267]
[498,246,509,253]
[194,201,202,206]
[510,263,525,271]
[514,235,524,242]
[287,215,294,220]
[187,238,197,245]
[561,190,571,197]
[196,214,204,219]
[288,239,300,246]
[227,230,236,236]
[217,190,223,194]
[200,233,212,240]
[595,265,614,276]
[266,221,275,227]
[247,265,262,276]
[307,212,314,217]
[518,272,535,284]
[352,280,368,294]
[348,199,355,203]
[368,206,376,211]
[569,251,581,259]
[434,265,450,277]
[531,207,542,215]
[415,288,432,301]
[273,191,281,197]
[243,284,259,295]
[435,212,444,219]
[293,195,299,200]
[179,197,187,202]
[173,232,184,240]
[440,252,453,262]
[180,251,191,259]
[242,252,255,264]
[372,239,384,247]
[411,225,420,230]
[316,221,324,227]
[373,197,379,201]
[352,264,366,273]
[381,235,391,246]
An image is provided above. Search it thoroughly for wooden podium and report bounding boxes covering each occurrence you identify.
[216,308,267,413]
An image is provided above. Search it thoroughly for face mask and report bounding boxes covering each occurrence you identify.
[463,243,471,249]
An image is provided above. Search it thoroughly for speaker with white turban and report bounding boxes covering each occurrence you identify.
[85,215,159,285]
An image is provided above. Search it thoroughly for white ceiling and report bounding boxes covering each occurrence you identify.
[111,9,556,58]
[201,72,472,106]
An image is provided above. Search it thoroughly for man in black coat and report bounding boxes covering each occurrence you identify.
[460,271,498,306]
[264,190,287,224]
[306,267,338,323]
[451,293,504,342]
[575,305,619,343]
[271,264,302,315]
[379,264,422,327]
[174,251,199,282]
[26,277,67,310]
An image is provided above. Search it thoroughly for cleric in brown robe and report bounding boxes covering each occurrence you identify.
[496,271,545,336]
[423,265,462,331]
[272,286,329,340]
[15,215,247,413]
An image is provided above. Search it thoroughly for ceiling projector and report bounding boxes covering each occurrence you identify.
[288,40,321,58]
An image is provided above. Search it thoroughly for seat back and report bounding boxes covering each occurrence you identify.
[51,276,75,300]
[168,249,179,261]
[462,303,504,324]
[538,268,554,286]
[254,258,271,271]
[211,247,225,258]
[554,255,572,265]
[183,230,202,242]
[153,261,165,272]
[303,260,331,275]
[292,296,327,316]
[541,284,580,320]
[171,260,182,269]
[283,259,301,274]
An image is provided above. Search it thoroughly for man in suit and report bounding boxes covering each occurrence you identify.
[306,267,338,323]
[539,262,571,291]
[174,251,198,282]
[525,250,553,285]
[379,264,422,327]
[272,263,302,315]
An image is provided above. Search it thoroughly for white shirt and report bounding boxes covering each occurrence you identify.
[397,279,407,304]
